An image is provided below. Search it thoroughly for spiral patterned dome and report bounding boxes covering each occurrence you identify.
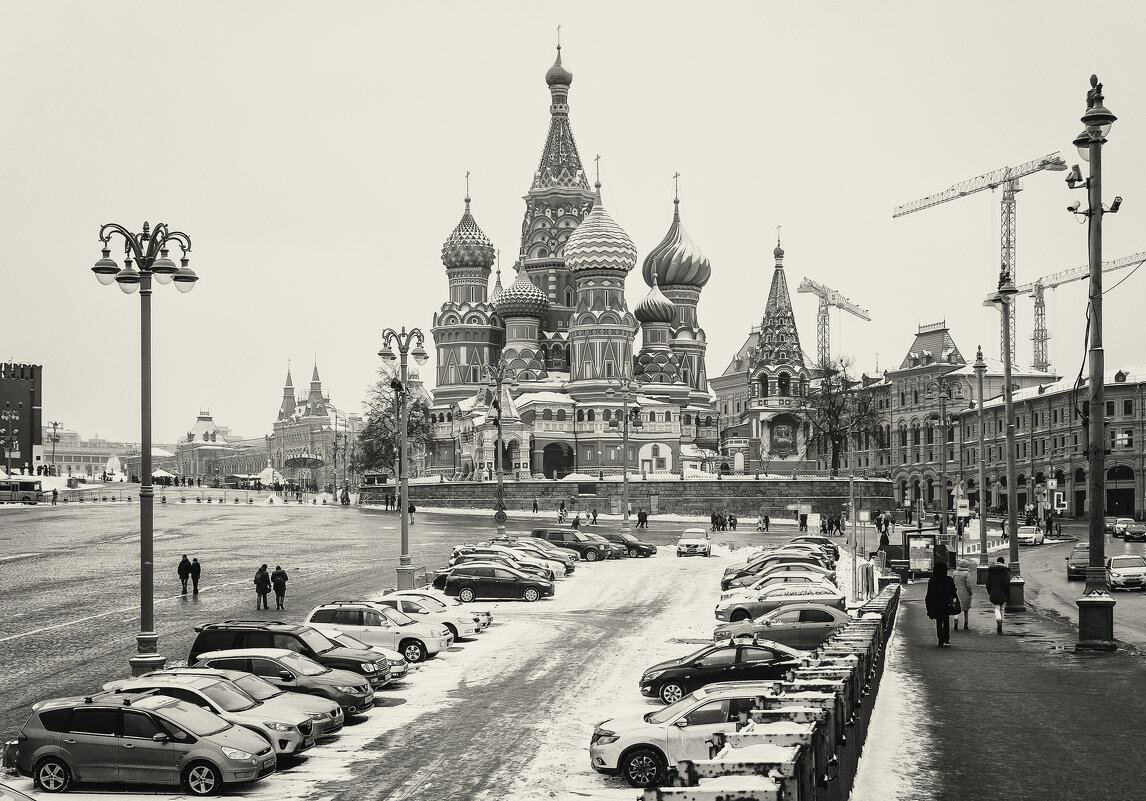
[634,273,676,324]
[641,199,711,288]
[494,268,549,319]
[545,45,573,87]
[564,185,638,273]
[441,198,495,270]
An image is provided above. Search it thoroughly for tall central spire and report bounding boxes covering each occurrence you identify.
[532,44,590,192]
[758,237,806,368]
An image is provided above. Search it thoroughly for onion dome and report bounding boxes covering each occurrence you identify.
[441,196,495,270]
[641,197,711,288]
[634,273,676,324]
[545,44,573,87]
[564,184,638,273]
[494,267,550,319]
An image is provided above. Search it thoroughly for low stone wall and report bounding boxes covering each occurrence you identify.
[362,477,894,519]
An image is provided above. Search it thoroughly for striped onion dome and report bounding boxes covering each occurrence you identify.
[564,184,637,273]
[441,197,495,270]
[493,267,549,319]
[634,273,676,324]
[641,197,711,288]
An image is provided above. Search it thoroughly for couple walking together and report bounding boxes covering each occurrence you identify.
[926,556,1011,645]
[254,564,290,610]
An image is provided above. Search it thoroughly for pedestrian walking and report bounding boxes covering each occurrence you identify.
[408,502,416,523]
[762,513,770,532]
[729,513,737,531]
[951,559,975,630]
[879,531,890,547]
[254,564,271,610]
[178,555,192,594]
[532,498,539,514]
[986,556,1011,634]
[190,557,201,595]
[271,565,289,610]
[925,561,959,646]
[51,488,58,505]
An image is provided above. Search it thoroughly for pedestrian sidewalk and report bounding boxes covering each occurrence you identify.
[854,581,1145,799]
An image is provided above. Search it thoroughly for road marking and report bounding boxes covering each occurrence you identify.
[0,578,253,643]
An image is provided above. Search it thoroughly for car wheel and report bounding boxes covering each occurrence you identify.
[729,609,752,622]
[628,547,640,558]
[34,757,71,793]
[400,639,427,663]
[444,623,458,639]
[458,587,477,603]
[522,587,541,602]
[184,761,222,797]
[621,746,666,787]
[704,551,711,557]
[659,681,686,704]
[584,549,599,562]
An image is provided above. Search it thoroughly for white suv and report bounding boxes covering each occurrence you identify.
[304,603,452,663]
[374,594,480,640]
[590,683,777,787]
[676,528,712,557]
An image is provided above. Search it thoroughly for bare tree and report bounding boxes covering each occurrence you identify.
[351,369,433,477]
[799,357,882,477]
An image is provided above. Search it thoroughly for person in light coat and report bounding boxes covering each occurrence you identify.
[951,559,976,630]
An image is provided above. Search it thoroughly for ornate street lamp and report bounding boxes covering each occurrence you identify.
[482,361,518,537]
[1,401,21,477]
[606,375,641,534]
[989,271,1024,611]
[91,221,196,675]
[1071,75,1118,648]
[378,327,428,590]
[47,420,62,477]
[972,347,989,583]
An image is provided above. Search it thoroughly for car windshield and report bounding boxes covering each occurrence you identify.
[157,700,232,736]
[279,652,329,676]
[298,629,337,654]
[646,690,706,724]
[331,632,373,650]
[408,595,447,612]
[379,606,415,626]
[231,674,282,701]
[1111,556,1146,569]
[200,682,258,712]
[617,533,639,544]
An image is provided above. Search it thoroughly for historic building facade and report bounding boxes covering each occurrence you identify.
[424,47,718,479]
[0,362,43,476]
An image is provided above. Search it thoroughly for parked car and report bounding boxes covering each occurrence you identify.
[1106,555,1146,590]
[192,649,374,715]
[1016,526,1045,546]
[443,563,555,602]
[102,674,315,758]
[714,583,847,622]
[9,691,275,796]
[713,603,851,649]
[638,641,803,704]
[582,531,626,559]
[725,561,838,592]
[188,621,392,686]
[371,595,480,640]
[785,535,841,561]
[448,551,555,582]
[676,528,712,557]
[601,531,658,558]
[453,544,563,578]
[143,667,345,737]
[383,588,493,629]
[1105,516,1119,534]
[719,572,837,600]
[590,683,782,787]
[1124,522,1146,542]
[491,538,576,573]
[531,528,606,562]
[1065,545,1090,581]
[303,602,452,663]
[720,554,833,591]
[1114,518,1134,538]
[320,632,409,681]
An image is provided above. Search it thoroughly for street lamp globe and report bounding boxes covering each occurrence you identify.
[172,258,198,294]
[378,342,396,361]
[152,248,179,285]
[1082,97,1116,139]
[116,260,141,294]
[1073,129,1092,162]
[92,248,119,285]
[411,344,429,366]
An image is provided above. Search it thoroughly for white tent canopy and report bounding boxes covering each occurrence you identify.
[152,468,176,478]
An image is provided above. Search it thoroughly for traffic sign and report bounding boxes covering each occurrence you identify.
[956,499,970,518]
[1047,478,1058,490]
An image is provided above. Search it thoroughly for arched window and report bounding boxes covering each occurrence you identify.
[542,409,553,420]
[603,409,612,422]
[649,411,656,422]
[556,409,567,421]
[651,445,661,457]
[564,287,574,306]
[576,409,584,422]
[664,410,672,422]
[778,373,791,396]
[913,390,919,404]
[705,416,713,427]
[447,412,453,422]
[587,409,596,421]
[683,414,692,425]
[912,423,920,446]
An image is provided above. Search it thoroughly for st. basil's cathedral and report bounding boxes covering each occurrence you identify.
[423,46,722,479]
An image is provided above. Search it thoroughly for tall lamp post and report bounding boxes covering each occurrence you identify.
[924,380,963,542]
[1071,75,1118,648]
[973,347,990,583]
[1,401,21,477]
[90,221,197,675]
[378,327,428,590]
[989,273,1025,611]
[606,376,640,534]
[483,361,518,537]
[47,420,62,476]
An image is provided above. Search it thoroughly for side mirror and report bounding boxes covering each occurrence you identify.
[673,719,689,728]
[152,732,169,743]
[279,670,295,681]
[693,660,705,668]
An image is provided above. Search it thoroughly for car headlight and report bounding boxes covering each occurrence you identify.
[221,746,253,760]
[263,721,293,732]
[1110,571,1123,578]
[432,628,447,637]
[308,711,330,721]
[595,734,619,745]
[334,685,360,693]
[388,658,405,667]
[643,670,664,682]
[360,663,376,673]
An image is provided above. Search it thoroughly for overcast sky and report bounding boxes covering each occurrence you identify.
[4,1,1146,443]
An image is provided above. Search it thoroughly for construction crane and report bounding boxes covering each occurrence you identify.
[796,277,871,368]
[893,152,1068,363]
[981,251,1146,372]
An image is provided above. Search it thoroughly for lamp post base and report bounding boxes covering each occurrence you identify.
[396,565,417,591]
[128,632,166,677]
[1077,591,1116,649]
[1005,575,1026,612]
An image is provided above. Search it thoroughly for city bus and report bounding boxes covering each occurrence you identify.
[0,477,44,504]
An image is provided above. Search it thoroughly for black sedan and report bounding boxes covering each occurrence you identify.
[639,641,803,704]
[1066,546,1090,580]
[601,531,658,558]
[442,563,555,602]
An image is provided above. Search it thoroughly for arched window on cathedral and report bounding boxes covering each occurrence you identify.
[556,409,567,421]
[603,409,612,422]
[564,287,573,306]
[664,410,671,422]
[576,409,584,422]
[705,416,713,427]
[683,413,692,425]
[651,445,660,457]
[587,409,596,422]
[913,389,919,404]
[447,412,453,422]
[649,411,656,423]
[542,409,553,421]
[778,373,791,396]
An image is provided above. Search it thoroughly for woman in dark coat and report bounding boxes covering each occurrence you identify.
[985,556,1011,634]
[925,561,958,646]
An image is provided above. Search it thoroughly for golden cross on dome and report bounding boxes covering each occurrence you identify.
[465,170,470,199]
[594,154,600,183]
[776,225,782,247]
[673,172,680,202]
[557,24,561,47]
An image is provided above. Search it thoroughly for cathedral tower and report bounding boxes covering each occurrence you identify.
[278,368,295,421]
[493,266,550,380]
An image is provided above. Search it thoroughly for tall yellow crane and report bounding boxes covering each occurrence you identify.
[981,251,1146,372]
[893,152,1068,363]
[796,277,871,368]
